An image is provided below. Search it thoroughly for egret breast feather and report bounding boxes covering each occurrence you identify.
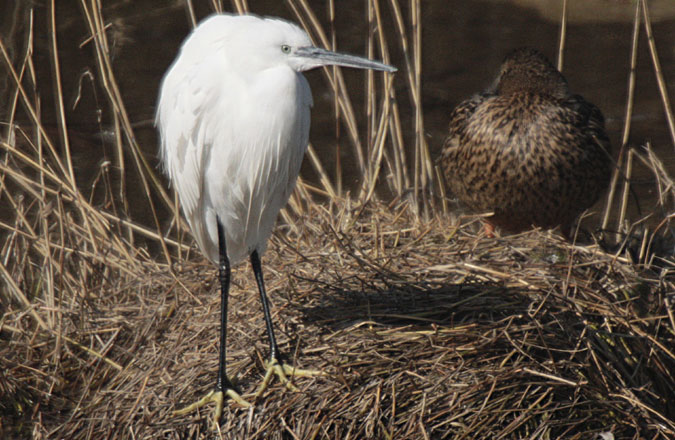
[157,15,312,264]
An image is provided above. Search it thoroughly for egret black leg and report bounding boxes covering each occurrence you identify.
[216,217,234,392]
[173,217,250,428]
[250,250,325,397]
[250,249,280,362]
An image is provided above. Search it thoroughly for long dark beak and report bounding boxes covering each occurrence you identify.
[295,46,397,73]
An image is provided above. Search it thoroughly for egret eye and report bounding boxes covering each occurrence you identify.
[281,44,291,54]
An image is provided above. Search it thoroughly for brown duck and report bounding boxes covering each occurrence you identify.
[440,48,612,238]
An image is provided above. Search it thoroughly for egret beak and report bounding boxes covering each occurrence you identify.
[295,46,397,73]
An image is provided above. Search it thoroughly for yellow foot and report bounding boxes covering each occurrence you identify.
[255,358,326,398]
[173,388,251,430]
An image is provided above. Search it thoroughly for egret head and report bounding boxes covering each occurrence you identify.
[188,14,396,76]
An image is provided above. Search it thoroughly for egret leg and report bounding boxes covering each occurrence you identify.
[250,250,324,398]
[174,218,251,429]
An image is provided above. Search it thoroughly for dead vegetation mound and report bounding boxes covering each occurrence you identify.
[2,201,674,439]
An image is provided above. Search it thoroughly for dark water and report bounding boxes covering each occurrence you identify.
[2,1,674,234]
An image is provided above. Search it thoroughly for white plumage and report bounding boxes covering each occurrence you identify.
[157,15,312,263]
[156,13,395,425]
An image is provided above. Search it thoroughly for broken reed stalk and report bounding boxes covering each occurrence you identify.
[602,0,640,233]
[79,0,176,267]
[619,148,634,227]
[328,0,342,197]
[556,0,568,71]
[290,0,367,177]
[411,0,433,213]
[634,143,675,210]
[360,0,395,206]
[640,0,675,149]
[282,0,415,215]
[48,0,74,188]
[387,0,423,202]
[366,0,376,187]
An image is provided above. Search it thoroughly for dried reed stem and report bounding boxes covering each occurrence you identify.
[602,0,640,233]
[641,0,675,149]
[556,0,568,71]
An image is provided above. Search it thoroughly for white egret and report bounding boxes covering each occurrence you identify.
[156,13,396,426]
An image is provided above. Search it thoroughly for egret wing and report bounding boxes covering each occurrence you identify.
[157,55,228,259]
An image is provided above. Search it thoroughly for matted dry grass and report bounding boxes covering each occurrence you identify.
[2,0,675,439]
[2,199,674,439]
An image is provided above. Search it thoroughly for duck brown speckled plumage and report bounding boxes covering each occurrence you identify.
[440,48,612,238]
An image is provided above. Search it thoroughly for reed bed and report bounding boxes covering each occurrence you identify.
[1,0,674,439]
[2,201,674,439]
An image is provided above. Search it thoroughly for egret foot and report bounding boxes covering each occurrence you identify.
[255,358,325,397]
[174,387,251,430]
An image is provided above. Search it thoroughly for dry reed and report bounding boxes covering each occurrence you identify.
[1,1,673,439]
